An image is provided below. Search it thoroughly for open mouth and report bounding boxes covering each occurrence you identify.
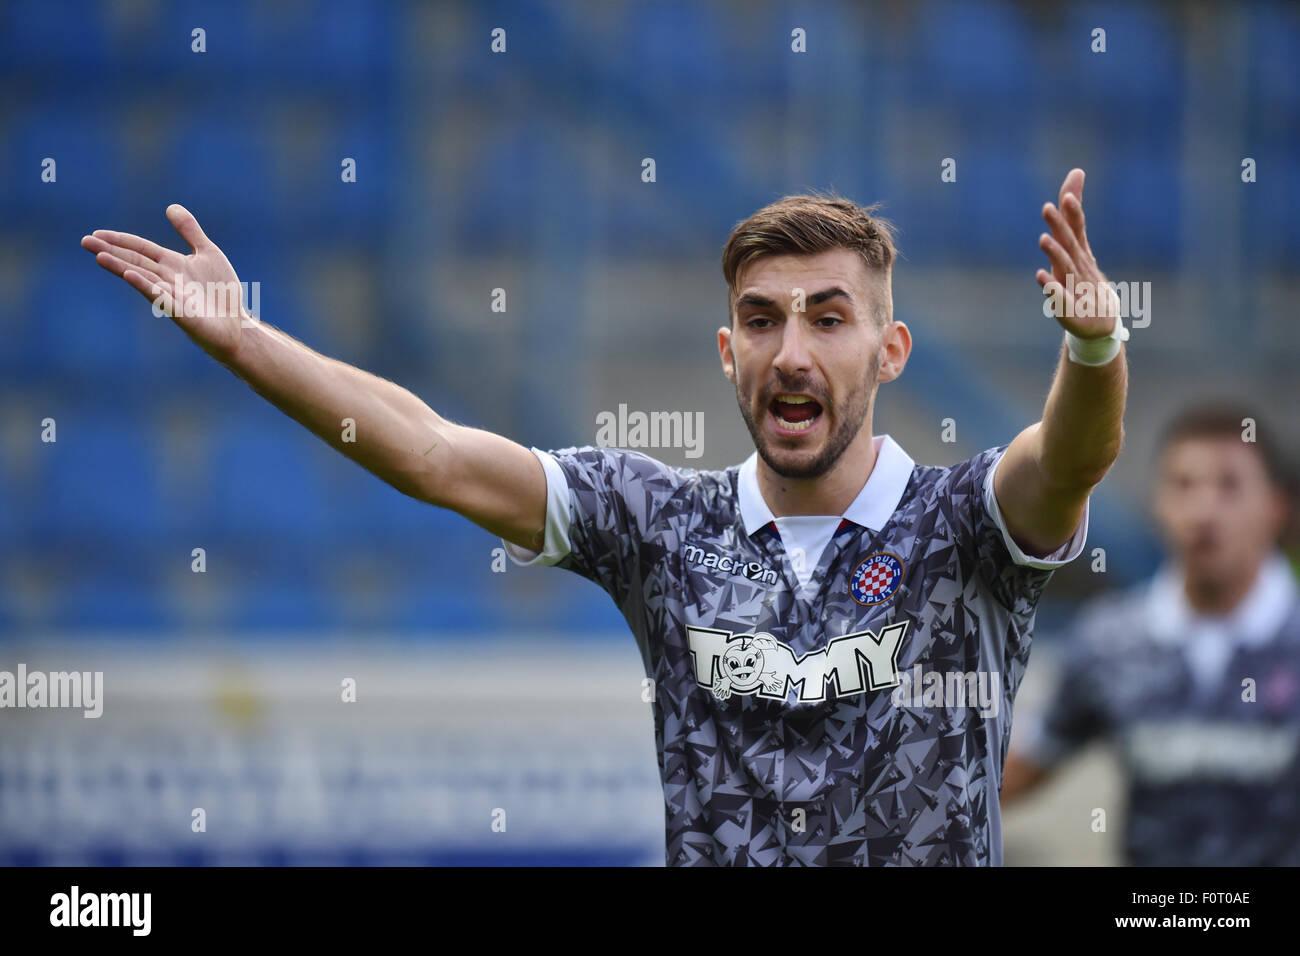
[769,393,824,433]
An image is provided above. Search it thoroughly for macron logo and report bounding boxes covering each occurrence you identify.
[683,544,780,585]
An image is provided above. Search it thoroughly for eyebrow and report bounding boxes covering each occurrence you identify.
[735,287,854,310]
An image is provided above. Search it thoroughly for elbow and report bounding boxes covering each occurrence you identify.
[1042,454,1115,496]
[1043,426,1123,492]
[1076,453,1119,491]
[1087,427,1125,486]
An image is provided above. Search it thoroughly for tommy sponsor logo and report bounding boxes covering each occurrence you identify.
[683,544,780,585]
[687,623,907,703]
[50,885,151,936]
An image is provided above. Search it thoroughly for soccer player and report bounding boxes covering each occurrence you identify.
[1002,405,1300,865]
[81,167,1127,865]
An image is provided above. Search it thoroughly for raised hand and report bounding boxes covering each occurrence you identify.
[81,204,248,363]
[1036,168,1121,340]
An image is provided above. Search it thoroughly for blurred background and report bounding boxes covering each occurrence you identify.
[0,0,1296,864]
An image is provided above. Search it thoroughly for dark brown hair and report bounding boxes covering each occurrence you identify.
[722,190,899,324]
[1157,401,1300,551]
[1157,402,1292,494]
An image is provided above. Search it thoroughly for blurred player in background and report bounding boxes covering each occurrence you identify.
[81,168,1127,866]
[1002,405,1300,864]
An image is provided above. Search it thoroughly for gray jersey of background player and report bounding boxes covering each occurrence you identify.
[1003,405,1300,865]
[82,168,1128,865]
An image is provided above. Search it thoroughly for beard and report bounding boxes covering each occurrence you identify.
[735,350,879,480]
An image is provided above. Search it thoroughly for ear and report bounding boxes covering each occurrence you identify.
[877,320,912,384]
[718,325,736,384]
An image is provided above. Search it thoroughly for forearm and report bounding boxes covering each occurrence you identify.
[81,208,530,522]
[1036,339,1127,489]
[221,320,447,502]
[1000,751,1051,802]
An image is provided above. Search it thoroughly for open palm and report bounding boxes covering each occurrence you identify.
[1036,168,1121,339]
[81,204,247,363]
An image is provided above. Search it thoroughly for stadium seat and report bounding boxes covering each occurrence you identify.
[24,251,145,377]
[617,0,727,104]
[1243,154,1300,268]
[1249,5,1300,111]
[455,125,551,253]
[0,0,108,69]
[248,0,395,81]
[38,413,165,543]
[6,108,123,217]
[1062,4,1183,114]
[163,117,277,219]
[208,422,329,537]
[52,565,176,630]
[1089,148,1182,266]
[912,0,1038,103]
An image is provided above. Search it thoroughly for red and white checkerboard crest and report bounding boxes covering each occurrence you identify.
[849,552,904,606]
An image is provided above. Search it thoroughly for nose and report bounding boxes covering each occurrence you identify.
[1184,478,1220,521]
[1177,478,1226,540]
[772,318,813,378]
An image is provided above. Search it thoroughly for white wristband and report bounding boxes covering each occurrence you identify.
[1066,314,1130,366]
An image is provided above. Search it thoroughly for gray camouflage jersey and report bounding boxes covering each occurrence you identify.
[1021,553,1300,865]
[505,434,1088,865]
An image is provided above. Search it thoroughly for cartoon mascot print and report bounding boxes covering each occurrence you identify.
[712,634,784,700]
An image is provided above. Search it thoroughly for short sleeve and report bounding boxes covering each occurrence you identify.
[982,447,1089,570]
[500,445,683,613]
[950,445,1088,615]
[501,449,573,567]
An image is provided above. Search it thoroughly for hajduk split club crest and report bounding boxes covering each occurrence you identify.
[849,552,904,606]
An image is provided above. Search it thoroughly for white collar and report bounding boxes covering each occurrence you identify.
[737,434,916,537]
[1146,551,1298,647]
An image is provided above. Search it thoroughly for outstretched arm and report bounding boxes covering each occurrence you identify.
[81,205,547,551]
[994,169,1128,557]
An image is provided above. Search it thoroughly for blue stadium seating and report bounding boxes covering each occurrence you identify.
[163,117,277,219]
[38,414,165,543]
[912,0,1039,104]
[53,565,177,630]
[0,0,1290,635]
[1250,4,1300,110]
[1244,154,1300,268]
[24,251,145,377]
[0,0,109,70]
[6,107,123,217]
[208,422,329,537]
[1062,4,1184,114]
[1089,147,1182,265]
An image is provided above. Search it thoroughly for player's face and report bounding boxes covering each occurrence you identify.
[1153,437,1289,587]
[719,249,904,480]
